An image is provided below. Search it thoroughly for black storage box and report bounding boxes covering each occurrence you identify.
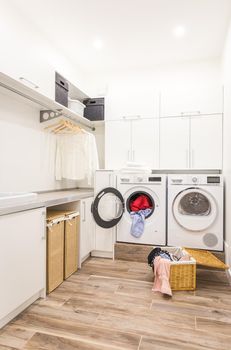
[55,72,69,107]
[83,98,104,121]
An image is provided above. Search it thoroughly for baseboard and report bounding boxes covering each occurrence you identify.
[0,289,44,329]
[91,250,113,258]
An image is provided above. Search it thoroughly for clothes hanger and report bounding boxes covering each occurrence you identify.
[44,119,66,131]
[54,120,84,134]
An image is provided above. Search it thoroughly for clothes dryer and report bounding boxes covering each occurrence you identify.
[167,174,223,251]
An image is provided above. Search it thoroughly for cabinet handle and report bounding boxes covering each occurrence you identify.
[181,111,200,116]
[82,202,86,222]
[132,150,135,161]
[123,115,141,120]
[19,77,39,89]
[127,150,130,161]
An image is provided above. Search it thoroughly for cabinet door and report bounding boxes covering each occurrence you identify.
[0,208,45,324]
[161,86,223,117]
[80,197,94,262]
[159,117,190,169]
[190,115,222,169]
[105,120,132,169]
[131,118,159,168]
[105,85,158,120]
[0,15,55,100]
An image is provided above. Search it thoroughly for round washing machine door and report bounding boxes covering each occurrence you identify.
[173,187,217,231]
[92,187,125,228]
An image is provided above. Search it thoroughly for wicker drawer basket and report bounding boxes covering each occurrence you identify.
[168,247,196,291]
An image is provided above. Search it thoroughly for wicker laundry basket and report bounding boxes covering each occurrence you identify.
[167,247,196,291]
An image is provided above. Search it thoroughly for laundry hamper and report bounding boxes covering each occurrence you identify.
[168,247,196,291]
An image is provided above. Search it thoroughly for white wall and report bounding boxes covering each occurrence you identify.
[0,0,89,95]
[0,1,102,192]
[222,20,231,267]
[0,89,80,192]
[85,59,222,98]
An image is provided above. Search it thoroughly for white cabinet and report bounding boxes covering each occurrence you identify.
[160,117,190,169]
[0,4,55,100]
[159,115,222,169]
[0,37,55,100]
[80,197,94,262]
[0,208,46,328]
[105,86,159,120]
[190,115,222,169]
[132,118,159,168]
[160,85,223,117]
[105,118,159,169]
[105,120,132,169]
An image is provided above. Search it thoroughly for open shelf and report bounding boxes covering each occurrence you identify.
[0,72,96,130]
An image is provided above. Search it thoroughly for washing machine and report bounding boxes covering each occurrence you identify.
[91,173,167,245]
[167,174,223,251]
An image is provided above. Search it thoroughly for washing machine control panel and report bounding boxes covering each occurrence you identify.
[192,176,198,183]
[119,175,163,184]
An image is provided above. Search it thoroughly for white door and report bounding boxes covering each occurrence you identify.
[105,120,132,169]
[80,197,94,262]
[131,118,159,168]
[159,117,190,169]
[161,85,223,117]
[0,208,46,327]
[190,114,223,169]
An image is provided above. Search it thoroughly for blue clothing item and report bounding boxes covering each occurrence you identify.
[159,252,172,261]
[130,208,152,238]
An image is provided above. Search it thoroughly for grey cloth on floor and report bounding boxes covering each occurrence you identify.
[130,208,152,238]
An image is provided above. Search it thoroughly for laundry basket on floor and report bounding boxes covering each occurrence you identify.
[168,247,196,291]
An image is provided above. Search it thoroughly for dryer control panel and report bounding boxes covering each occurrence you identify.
[169,175,222,186]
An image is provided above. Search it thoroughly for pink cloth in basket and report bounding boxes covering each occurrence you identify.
[152,256,172,296]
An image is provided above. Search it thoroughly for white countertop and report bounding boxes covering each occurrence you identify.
[0,189,94,216]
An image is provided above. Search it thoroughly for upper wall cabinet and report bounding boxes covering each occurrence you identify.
[190,114,223,169]
[105,85,160,120]
[105,118,159,169]
[0,43,55,101]
[160,85,223,117]
[159,114,222,170]
[159,117,190,169]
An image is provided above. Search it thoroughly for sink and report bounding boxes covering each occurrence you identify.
[0,192,38,206]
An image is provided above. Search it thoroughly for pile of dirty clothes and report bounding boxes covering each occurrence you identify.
[130,194,153,238]
[148,247,190,296]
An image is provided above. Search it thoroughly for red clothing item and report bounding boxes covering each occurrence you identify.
[130,194,152,212]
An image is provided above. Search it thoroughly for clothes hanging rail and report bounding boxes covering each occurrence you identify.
[0,75,95,131]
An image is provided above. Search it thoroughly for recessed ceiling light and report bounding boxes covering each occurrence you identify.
[173,26,185,37]
[93,39,103,50]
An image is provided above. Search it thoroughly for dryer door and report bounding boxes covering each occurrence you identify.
[173,187,217,231]
[92,187,125,228]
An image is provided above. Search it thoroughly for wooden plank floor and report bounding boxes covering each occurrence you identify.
[0,257,231,350]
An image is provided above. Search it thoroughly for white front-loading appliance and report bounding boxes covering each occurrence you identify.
[167,174,223,251]
[91,173,167,245]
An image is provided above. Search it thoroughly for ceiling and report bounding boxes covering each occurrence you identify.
[12,0,231,73]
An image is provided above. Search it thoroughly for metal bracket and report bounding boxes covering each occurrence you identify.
[40,109,63,123]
